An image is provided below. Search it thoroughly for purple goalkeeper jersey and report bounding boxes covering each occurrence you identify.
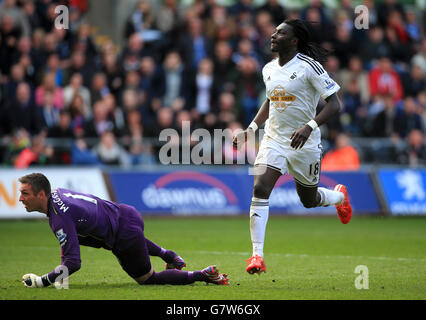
[46,188,121,283]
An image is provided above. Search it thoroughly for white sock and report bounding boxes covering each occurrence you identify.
[317,187,344,207]
[249,197,269,257]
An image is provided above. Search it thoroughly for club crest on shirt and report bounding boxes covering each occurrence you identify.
[270,85,296,113]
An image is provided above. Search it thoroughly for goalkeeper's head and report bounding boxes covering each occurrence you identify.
[18,173,51,214]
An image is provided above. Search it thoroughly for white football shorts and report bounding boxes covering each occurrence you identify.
[254,135,323,187]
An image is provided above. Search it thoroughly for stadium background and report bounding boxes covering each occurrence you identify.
[0,0,424,217]
[0,0,425,301]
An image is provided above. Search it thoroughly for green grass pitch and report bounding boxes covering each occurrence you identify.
[0,216,425,300]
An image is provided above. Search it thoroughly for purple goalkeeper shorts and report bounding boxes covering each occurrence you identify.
[112,204,152,278]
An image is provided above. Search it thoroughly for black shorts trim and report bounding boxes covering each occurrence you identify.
[254,163,282,174]
[294,177,319,188]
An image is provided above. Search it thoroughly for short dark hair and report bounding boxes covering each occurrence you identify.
[19,173,51,195]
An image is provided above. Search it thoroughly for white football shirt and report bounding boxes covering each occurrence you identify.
[262,53,340,149]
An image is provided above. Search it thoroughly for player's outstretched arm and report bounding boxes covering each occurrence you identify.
[233,99,270,149]
[290,93,341,149]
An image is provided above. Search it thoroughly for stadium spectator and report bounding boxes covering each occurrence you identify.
[47,109,75,165]
[369,94,398,137]
[331,13,358,69]
[339,55,370,105]
[384,25,411,63]
[120,33,150,73]
[71,138,100,165]
[92,130,130,166]
[90,72,111,104]
[121,109,155,165]
[123,0,159,42]
[368,56,404,103]
[101,50,124,98]
[256,0,287,27]
[405,9,421,44]
[341,78,365,135]
[35,71,64,108]
[411,39,426,74]
[0,0,31,37]
[212,40,237,94]
[68,94,89,138]
[362,0,379,27]
[14,133,54,168]
[216,91,238,130]
[70,23,97,59]
[0,14,21,74]
[63,72,91,115]
[254,11,276,64]
[394,96,424,139]
[63,50,94,87]
[155,0,182,46]
[51,27,72,61]
[4,62,26,100]
[2,81,41,135]
[401,64,425,98]
[29,28,46,74]
[377,0,406,29]
[194,58,215,115]
[83,99,117,138]
[2,128,30,165]
[47,108,75,139]
[138,55,163,120]
[321,133,360,171]
[359,26,390,69]
[21,0,42,32]
[38,90,61,130]
[232,38,263,68]
[204,4,237,42]
[159,50,194,111]
[178,16,212,71]
[397,129,426,167]
[230,56,263,127]
[103,93,126,135]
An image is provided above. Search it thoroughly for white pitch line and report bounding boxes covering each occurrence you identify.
[191,250,426,263]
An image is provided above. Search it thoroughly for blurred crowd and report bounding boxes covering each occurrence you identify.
[0,0,425,169]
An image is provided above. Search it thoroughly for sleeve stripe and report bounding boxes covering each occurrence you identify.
[299,54,325,73]
[297,54,324,75]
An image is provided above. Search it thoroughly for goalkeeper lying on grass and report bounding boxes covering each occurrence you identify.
[18,173,229,288]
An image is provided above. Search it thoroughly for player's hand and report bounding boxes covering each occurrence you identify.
[232,130,248,150]
[290,125,313,150]
[22,273,44,288]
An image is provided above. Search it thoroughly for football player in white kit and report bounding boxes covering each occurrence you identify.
[233,19,353,275]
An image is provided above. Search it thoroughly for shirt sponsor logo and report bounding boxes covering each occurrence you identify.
[270,85,296,113]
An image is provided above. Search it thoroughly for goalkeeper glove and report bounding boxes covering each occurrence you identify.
[22,273,50,288]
